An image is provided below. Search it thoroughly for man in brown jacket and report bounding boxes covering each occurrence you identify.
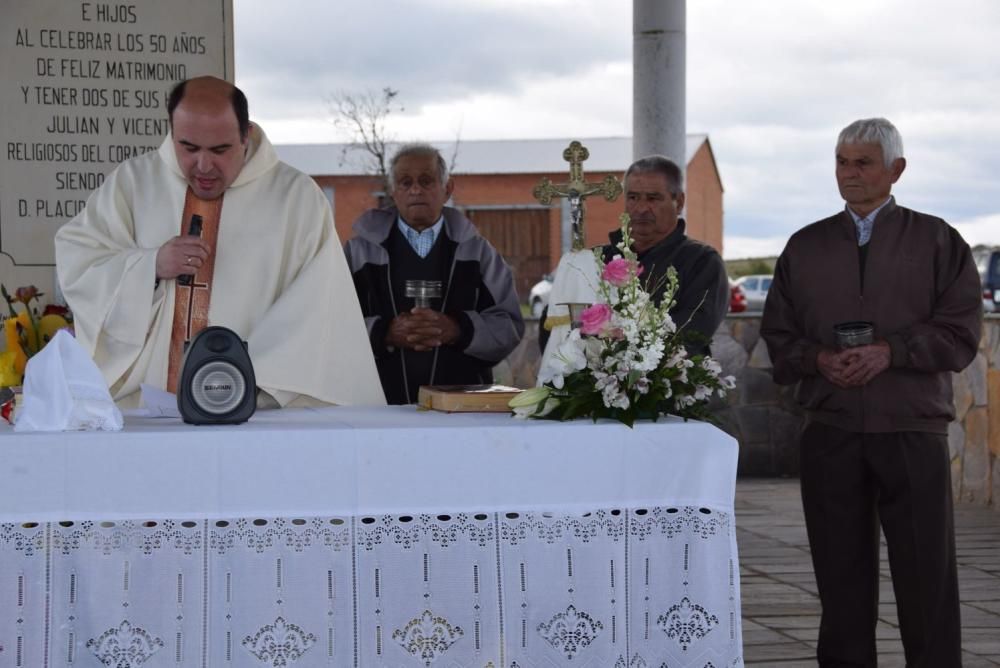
[762,117,982,667]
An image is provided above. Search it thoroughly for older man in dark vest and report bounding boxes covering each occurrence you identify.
[345,143,524,404]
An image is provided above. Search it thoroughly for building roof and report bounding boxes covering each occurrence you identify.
[274,135,709,177]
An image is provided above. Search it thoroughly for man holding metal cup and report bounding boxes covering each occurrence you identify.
[761,118,982,667]
[345,143,524,404]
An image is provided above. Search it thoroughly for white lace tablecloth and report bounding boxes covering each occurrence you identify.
[0,406,743,667]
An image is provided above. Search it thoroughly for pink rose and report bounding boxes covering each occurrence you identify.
[601,258,642,287]
[579,303,612,336]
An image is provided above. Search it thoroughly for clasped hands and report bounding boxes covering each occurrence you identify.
[386,308,460,352]
[816,340,891,388]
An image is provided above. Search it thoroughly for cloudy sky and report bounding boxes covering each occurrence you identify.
[233,0,1000,258]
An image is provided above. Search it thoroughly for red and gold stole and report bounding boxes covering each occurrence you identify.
[166,188,223,392]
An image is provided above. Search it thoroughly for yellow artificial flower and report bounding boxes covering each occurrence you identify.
[0,350,20,387]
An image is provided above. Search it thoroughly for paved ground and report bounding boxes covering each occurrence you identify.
[736,478,1000,667]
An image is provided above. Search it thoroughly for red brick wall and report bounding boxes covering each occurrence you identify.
[683,143,725,254]
[455,172,626,274]
[313,174,385,244]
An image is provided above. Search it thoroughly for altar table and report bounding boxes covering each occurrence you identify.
[0,406,743,667]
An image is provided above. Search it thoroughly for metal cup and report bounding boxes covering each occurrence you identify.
[834,321,874,349]
[405,280,442,309]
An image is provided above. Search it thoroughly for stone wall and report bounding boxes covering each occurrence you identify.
[502,315,1000,509]
[712,314,1000,509]
[953,316,1000,505]
[710,316,803,477]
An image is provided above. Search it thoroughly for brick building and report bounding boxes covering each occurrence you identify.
[275,136,723,302]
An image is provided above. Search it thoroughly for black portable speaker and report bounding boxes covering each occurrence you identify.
[177,326,256,425]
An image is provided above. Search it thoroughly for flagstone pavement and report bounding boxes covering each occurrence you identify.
[736,478,1000,667]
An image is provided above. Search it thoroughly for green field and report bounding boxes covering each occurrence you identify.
[725,257,777,278]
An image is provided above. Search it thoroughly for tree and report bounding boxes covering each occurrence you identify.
[329,87,403,198]
[328,87,462,208]
[746,258,774,275]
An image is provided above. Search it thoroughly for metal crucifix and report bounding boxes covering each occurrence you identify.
[532,141,623,251]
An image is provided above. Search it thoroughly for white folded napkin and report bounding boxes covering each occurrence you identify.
[14,329,123,432]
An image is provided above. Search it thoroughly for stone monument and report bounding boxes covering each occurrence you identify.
[0,0,234,301]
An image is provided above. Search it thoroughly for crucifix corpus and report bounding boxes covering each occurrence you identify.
[532,141,623,251]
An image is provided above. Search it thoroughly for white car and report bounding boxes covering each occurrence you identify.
[528,274,553,318]
[733,274,772,312]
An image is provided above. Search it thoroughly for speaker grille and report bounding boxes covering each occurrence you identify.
[190,361,246,415]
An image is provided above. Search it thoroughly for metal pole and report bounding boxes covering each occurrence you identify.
[633,0,686,165]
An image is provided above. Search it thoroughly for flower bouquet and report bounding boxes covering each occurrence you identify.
[1,285,73,386]
[511,214,734,427]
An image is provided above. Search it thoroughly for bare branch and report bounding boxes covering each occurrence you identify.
[447,116,463,177]
[328,87,403,196]
[328,87,464,208]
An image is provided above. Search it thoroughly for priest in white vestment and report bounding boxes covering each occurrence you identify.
[54,76,385,408]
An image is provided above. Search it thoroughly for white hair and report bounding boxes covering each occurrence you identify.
[389,143,449,185]
[836,118,904,168]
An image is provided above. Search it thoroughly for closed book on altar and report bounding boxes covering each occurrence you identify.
[417,384,522,412]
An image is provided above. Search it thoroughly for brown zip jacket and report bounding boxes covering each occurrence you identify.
[761,198,983,434]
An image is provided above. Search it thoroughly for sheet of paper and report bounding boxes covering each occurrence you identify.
[128,383,181,418]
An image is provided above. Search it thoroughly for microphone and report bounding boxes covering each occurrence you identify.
[177,214,203,286]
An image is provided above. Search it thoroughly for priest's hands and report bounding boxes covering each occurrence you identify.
[155,236,212,280]
[816,340,891,388]
[385,309,461,352]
